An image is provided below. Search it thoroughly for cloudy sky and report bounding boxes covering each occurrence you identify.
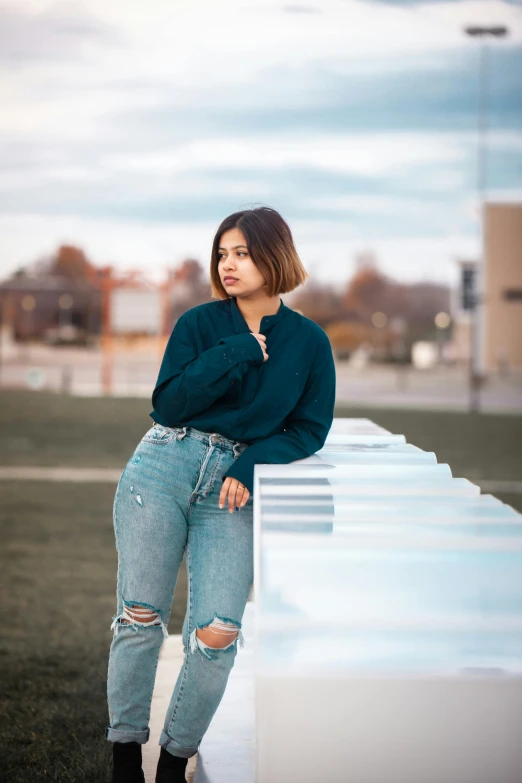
[1,0,521,288]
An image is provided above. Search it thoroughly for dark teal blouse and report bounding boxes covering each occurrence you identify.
[150,296,336,494]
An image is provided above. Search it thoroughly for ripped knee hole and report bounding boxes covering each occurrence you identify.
[189,616,245,655]
[196,621,239,649]
[110,601,169,639]
[120,605,161,625]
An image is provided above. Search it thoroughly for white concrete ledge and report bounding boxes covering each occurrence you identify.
[143,634,197,783]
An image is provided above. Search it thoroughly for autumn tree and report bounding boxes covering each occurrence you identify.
[169,258,212,323]
[345,267,409,321]
[49,245,97,281]
[289,280,346,327]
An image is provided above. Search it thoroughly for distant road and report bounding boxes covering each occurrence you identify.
[1,344,521,413]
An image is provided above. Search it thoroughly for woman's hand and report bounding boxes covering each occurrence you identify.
[250,333,268,362]
[219,477,250,512]
[218,332,264,512]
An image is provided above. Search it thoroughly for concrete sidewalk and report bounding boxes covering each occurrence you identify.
[145,600,255,783]
[144,634,198,783]
[0,465,122,481]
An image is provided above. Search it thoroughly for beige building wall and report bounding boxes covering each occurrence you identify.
[484,203,522,373]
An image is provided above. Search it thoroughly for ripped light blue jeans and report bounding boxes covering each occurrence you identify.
[105,423,254,758]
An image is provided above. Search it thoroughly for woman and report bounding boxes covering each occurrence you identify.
[105,206,336,782]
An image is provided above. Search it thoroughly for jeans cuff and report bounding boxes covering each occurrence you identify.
[159,729,199,758]
[105,725,150,743]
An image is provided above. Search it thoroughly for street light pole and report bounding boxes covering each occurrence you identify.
[463,24,508,413]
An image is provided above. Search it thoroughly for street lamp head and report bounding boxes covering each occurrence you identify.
[464,25,509,38]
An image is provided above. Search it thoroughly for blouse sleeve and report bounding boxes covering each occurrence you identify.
[222,332,336,494]
[152,312,265,422]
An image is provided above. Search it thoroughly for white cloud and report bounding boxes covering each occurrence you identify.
[101,132,467,178]
[1,0,519,286]
[0,1,116,65]
[306,194,445,218]
[2,1,520,142]
[1,128,518,205]
[6,1,522,102]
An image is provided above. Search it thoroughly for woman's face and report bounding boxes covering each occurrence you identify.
[218,227,266,297]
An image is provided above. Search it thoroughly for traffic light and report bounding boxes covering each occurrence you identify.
[460,265,477,311]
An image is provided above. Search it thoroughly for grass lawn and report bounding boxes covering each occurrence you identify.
[0,389,520,781]
[1,479,187,782]
[1,390,521,489]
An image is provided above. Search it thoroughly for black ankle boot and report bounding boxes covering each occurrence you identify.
[111,740,145,783]
[155,746,189,782]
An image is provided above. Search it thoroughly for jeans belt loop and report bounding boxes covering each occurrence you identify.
[176,426,188,440]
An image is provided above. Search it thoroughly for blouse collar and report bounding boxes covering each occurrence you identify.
[229,295,288,334]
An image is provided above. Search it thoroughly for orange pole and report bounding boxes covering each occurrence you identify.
[158,269,171,358]
[101,266,114,395]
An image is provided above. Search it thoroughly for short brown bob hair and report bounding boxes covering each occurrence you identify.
[209,206,309,299]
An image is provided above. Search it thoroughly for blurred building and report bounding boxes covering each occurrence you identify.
[450,202,522,373]
[109,271,166,353]
[484,202,522,373]
[0,274,101,343]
